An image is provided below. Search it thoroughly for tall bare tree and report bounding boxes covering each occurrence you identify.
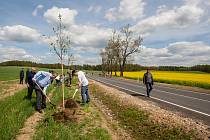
[49,14,71,108]
[108,30,121,76]
[119,24,143,76]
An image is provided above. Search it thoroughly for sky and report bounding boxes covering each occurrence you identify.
[0,0,210,66]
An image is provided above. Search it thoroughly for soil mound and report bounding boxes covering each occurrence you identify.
[52,109,78,123]
[53,99,80,123]
[65,99,78,108]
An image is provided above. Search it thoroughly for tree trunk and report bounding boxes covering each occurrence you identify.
[61,59,65,108]
[110,60,113,77]
[120,58,126,77]
[120,65,123,77]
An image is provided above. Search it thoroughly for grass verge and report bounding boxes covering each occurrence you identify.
[0,85,55,140]
[34,80,111,140]
[0,88,35,140]
[91,83,198,140]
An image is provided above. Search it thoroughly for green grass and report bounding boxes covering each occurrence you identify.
[91,84,198,140]
[34,78,111,140]
[0,88,35,140]
[0,66,70,81]
[0,66,21,81]
[0,83,55,140]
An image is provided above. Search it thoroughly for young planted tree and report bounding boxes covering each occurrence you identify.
[49,14,71,108]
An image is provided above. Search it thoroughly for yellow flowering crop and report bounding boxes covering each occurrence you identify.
[114,71,210,86]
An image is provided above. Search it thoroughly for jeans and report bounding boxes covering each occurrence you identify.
[35,86,46,110]
[146,83,153,97]
[81,85,90,103]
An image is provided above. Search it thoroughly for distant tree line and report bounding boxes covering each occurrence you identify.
[0,60,82,70]
[0,60,210,73]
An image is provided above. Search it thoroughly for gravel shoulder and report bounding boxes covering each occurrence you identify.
[92,80,210,139]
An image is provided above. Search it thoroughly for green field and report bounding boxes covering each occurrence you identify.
[0,66,69,81]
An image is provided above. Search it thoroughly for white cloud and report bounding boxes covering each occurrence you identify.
[44,6,78,26]
[69,24,112,47]
[132,1,204,35]
[105,0,146,21]
[0,25,41,42]
[74,54,101,65]
[43,6,112,59]
[88,5,102,13]
[0,45,40,62]
[135,41,210,66]
[32,4,44,16]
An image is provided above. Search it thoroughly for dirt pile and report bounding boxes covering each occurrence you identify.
[53,99,80,123]
[65,99,78,108]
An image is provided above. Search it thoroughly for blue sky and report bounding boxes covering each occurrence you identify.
[0,0,210,66]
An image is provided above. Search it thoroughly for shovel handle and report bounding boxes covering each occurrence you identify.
[34,81,54,105]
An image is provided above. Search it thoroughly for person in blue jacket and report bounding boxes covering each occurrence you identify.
[32,70,57,113]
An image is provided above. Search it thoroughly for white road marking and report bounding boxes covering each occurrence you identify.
[113,77,210,96]
[90,77,210,117]
[103,78,210,103]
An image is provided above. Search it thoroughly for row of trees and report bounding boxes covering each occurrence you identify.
[100,24,143,76]
[1,60,210,73]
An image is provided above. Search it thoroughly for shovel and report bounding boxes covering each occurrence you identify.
[34,81,56,107]
[72,89,79,99]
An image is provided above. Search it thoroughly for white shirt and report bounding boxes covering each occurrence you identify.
[78,71,88,86]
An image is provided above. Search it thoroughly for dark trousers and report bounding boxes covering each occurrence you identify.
[146,83,153,97]
[27,85,34,99]
[69,77,72,85]
[81,85,90,103]
[35,86,46,110]
[20,78,24,84]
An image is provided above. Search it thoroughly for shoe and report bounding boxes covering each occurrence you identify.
[81,103,86,106]
[86,100,90,103]
[37,109,43,113]
[41,106,46,109]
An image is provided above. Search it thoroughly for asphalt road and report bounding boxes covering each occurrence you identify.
[88,75,210,126]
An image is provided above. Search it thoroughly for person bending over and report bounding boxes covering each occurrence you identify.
[32,70,57,113]
[73,70,90,104]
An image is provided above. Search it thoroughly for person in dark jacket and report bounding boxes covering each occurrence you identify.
[19,68,24,84]
[25,68,30,84]
[26,67,37,100]
[67,69,72,86]
[143,69,154,97]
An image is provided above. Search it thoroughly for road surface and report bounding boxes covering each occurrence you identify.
[88,75,210,126]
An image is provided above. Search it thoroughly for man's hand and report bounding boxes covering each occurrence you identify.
[77,82,81,89]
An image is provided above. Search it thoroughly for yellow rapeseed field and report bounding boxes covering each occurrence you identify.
[114,71,210,88]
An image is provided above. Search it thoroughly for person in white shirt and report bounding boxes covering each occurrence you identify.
[73,70,90,104]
